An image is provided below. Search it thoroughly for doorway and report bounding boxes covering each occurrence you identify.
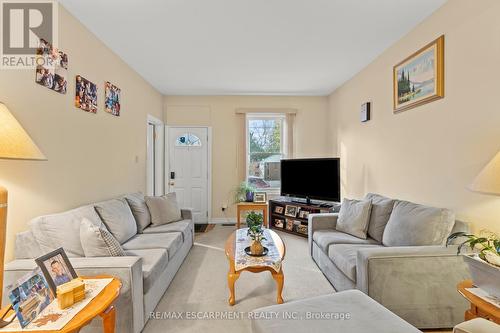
[146,115,164,196]
[166,126,211,223]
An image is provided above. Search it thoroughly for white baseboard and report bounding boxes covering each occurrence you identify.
[209,217,236,224]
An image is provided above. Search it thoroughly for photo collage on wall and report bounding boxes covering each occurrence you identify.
[35,39,68,94]
[35,38,122,116]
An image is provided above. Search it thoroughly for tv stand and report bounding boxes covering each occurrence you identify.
[269,197,340,238]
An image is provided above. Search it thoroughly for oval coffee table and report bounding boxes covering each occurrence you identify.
[225,229,286,306]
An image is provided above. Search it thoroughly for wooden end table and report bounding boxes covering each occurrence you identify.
[457,280,500,324]
[225,229,285,306]
[236,202,269,229]
[0,276,122,333]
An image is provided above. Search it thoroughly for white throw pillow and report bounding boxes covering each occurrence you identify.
[336,198,372,239]
[80,218,126,257]
[145,193,182,226]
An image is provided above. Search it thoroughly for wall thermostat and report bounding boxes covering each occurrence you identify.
[361,102,371,122]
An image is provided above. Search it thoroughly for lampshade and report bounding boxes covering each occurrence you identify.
[469,151,500,196]
[0,103,46,160]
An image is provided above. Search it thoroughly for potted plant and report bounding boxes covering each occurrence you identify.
[447,230,500,297]
[246,211,266,255]
[235,181,255,203]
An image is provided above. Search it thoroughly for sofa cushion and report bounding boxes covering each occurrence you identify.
[14,231,42,259]
[29,205,102,257]
[145,193,182,226]
[95,198,138,244]
[382,200,455,247]
[80,218,126,257]
[124,193,151,233]
[142,220,192,241]
[365,193,395,243]
[125,249,169,293]
[336,199,372,239]
[313,230,379,253]
[328,244,382,281]
[122,232,183,259]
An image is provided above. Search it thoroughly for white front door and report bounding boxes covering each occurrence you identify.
[167,127,209,223]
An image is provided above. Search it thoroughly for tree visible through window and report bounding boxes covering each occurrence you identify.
[247,115,284,189]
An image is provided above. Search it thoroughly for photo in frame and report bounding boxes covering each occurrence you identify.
[285,219,294,231]
[274,219,284,228]
[299,210,310,219]
[284,205,298,217]
[253,192,267,203]
[274,206,284,214]
[393,35,444,113]
[7,268,53,328]
[35,248,78,295]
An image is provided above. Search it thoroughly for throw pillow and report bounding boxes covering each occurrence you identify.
[125,192,151,233]
[94,198,138,244]
[364,193,395,242]
[382,200,455,246]
[80,218,126,257]
[336,198,372,239]
[145,193,182,226]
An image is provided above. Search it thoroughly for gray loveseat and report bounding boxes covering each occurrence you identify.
[308,193,471,329]
[2,193,193,333]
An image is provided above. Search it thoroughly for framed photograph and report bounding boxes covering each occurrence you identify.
[285,219,294,231]
[105,81,121,116]
[393,35,444,113]
[253,192,267,203]
[274,219,284,228]
[35,38,68,94]
[75,75,98,113]
[35,248,78,295]
[274,206,284,214]
[297,224,308,235]
[284,205,298,217]
[298,210,310,219]
[7,268,53,328]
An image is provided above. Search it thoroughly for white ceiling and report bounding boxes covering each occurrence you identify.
[59,0,447,96]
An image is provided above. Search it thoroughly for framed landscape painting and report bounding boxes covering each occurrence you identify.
[393,35,444,113]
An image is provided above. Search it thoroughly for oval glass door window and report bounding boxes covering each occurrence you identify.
[175,133,201,147]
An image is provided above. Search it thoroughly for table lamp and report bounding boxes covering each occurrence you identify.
[469,150,500,196]
[0,102,46,303]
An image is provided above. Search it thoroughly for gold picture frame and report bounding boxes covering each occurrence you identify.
[393,35,444,113]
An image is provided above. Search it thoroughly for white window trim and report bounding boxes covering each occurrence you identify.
[246,113,286,192]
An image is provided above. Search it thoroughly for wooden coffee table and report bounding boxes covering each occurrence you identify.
[225,229,285,306]
[0,276,121,333]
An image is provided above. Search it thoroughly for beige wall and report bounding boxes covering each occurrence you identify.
[0,6,163,260]
[164,95,331,219]
[329,0,500,233]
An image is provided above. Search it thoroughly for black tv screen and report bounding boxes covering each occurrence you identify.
[280,158,340,202]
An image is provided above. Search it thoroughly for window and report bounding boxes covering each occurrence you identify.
[246,115,285,190]
[175,133,201,147]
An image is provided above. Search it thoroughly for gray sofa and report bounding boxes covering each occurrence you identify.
[308,193,471,329]
[2,193,193,333]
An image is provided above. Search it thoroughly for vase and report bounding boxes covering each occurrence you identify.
[250,240,264,255]
[245,191,254,202]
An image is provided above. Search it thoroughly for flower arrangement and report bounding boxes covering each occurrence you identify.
[447,230,500,267]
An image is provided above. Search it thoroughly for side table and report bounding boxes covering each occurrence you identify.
[457,280,500,324]
[0,276,121,333]
[236,202,268,229]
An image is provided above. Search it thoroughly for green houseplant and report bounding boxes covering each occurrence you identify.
[447,231,500,266]
[235,181,255,203]
[246,211,266,255]
[447,230,500,298]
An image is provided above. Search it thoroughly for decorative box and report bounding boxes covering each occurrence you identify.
[56,278,86,309]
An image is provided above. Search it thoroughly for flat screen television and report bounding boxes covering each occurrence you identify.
[280,158,340,203]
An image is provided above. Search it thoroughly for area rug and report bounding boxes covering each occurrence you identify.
[143,225,334,333]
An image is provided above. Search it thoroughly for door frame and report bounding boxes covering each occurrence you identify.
[147,115,165,196]
[165,126,212,223]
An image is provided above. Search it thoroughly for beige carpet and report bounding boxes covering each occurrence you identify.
[142,225,334,333]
